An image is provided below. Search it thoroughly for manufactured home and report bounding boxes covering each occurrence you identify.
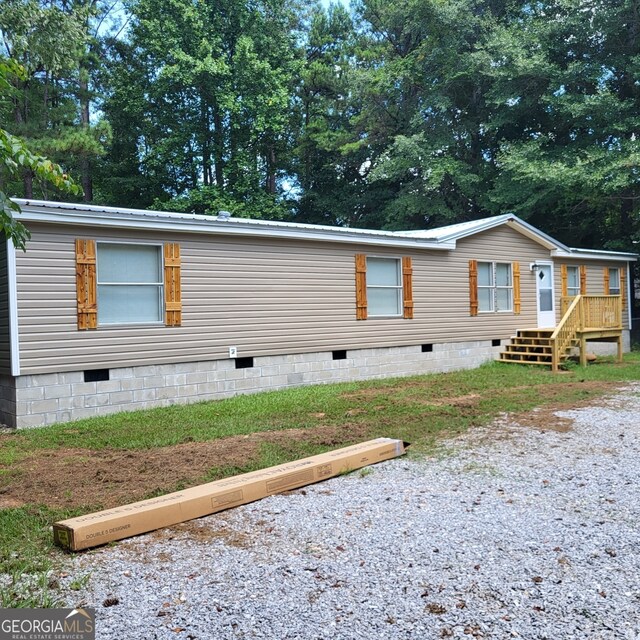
[0,200,636,428]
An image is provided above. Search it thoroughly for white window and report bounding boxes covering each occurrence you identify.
[366,257,402,316]
[609,268,620,295]
[97,243,163,324]
[567,266,580,297]
[478,262,512,312]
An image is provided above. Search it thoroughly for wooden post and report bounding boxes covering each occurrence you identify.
[551,338,559,373]
[580,335,587,367]
[617,335,623,363]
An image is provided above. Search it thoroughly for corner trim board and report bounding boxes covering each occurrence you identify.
[627,262,632,330]
[7,239,20,376]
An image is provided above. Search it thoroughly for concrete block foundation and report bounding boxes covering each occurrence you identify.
[1,331,624,428]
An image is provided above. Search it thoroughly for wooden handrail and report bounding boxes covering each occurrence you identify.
[550,295,583,372]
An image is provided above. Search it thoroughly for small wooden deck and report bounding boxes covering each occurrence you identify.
[500,295,623,371]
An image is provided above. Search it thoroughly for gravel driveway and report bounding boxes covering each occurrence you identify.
[61,384,640,640]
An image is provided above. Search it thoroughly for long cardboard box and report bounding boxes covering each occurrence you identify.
[53,438,407,551]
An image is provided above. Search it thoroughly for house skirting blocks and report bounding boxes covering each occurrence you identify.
[1,332,628,428]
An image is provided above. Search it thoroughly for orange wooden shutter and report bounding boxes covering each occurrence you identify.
[402,256,414,319]
[164,243,182,326]
[75,239,97,330]
[620,267,627,310]
[603,267,610,295]
[469,260,478,316]
[561,264,568,297]
[513,261,521,315]
[579,265,587,294]
[355,254,367,320]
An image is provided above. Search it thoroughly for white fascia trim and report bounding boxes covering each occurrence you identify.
[6,239,20,376]
[552,249,638,262]
[401,215,568,251]
[17,207,456,251]
[504,218,569,251]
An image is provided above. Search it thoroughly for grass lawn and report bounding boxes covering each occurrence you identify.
[1,355,639,606]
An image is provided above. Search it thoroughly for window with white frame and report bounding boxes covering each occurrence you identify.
[609,268,620,295]
[97,243,163,324]
[366,257,402,316]
[478,262,513,312]
[567,266,580,297]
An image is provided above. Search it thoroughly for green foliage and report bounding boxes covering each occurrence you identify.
[0,129,82,249]
[0,1,111,206]
[0,58,82,248]
[97,0,301,211]
[154,185,292,220]
[0,0,87,75]
[483,0,640,249]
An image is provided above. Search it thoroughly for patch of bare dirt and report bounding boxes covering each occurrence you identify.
[509,407,575,432]
[161,521,252,547]
[420,394,481,408]
[0,423,370,510]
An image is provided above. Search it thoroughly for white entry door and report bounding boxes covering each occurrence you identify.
[536,262,555,328]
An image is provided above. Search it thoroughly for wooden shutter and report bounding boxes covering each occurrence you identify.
[75,239,97,330]
[402,257,414,319]
[355,254,367,320]
[469,260,478,316]
[513,261,521,315]
[620,267,627,310]
[603,267,610,295]
[164,243,182,326]
[579,265,587,294]
[561,264,568,297]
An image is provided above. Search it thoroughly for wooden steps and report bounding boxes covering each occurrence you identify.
[500,329,571,366]
[500,296,624,371]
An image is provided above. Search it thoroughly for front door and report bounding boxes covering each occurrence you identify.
[536,262,555,328]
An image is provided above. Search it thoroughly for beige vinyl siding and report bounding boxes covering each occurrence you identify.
[16,223,552,374]
[553,260,630,330]
[0,240,10,374]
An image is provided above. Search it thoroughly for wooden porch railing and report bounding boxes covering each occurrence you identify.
[551,295,622,372]
[560,296,622,327]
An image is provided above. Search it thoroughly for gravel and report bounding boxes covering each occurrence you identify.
[61,385,640,640]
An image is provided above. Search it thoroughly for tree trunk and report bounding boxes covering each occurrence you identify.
[79,68,93,202]
[13,84,33,198]
[201,93,212,187]
[212,102,224,188]
[266,145,277,193]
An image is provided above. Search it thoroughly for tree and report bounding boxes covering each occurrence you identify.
[293,3,392,228]
[0,0,110,203]
[487,0,640,250]
[98,0,302,216]
[354,0,522,230]
[0,58,80,249]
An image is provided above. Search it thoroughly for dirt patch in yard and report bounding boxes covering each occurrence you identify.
[0,423,369,511]
[420,394,481,408]
[0,381,621,512]
[509,406,575,432]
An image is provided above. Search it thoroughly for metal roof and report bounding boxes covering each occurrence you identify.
[13,199,455,251]
[12,200,637,260]
[394,213,570,252]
